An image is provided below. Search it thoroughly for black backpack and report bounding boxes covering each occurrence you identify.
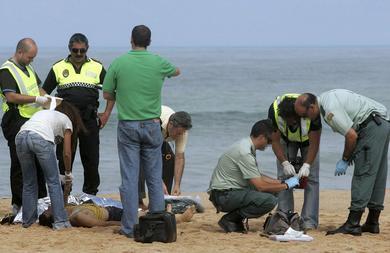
[263,210,303,235]
[134,211,177,243]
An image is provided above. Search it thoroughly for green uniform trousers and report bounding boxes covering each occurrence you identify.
[209,189,277,218]
[351,117,390,211]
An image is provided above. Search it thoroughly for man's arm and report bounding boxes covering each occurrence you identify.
[42,68,58,94]
[172,152,185,195]
[171,68,180,77]
[98,100,115,128]
[305,129,321,165]
[249,176,288,193]
[342,128,358,160]
[4,91,37,104]
[271,130,287,162]
[103,91,115,101]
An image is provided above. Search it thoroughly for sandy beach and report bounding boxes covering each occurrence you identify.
[0,189,389,253]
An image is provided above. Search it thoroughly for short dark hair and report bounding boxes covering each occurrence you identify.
[132,25,151,48]
[278,97,299,120]
[250,119,273,139]
[169,111,192,129]
[301,93,317,109]
[38,209,54,228]
[68,33,89,50]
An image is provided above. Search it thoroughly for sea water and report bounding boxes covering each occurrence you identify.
[0,46,389,196]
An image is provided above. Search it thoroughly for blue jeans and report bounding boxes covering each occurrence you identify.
[15,131,70,229]
[276,140,320,229]
[117,119,164,235]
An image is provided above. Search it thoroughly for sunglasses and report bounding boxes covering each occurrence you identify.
[71,48,87,54]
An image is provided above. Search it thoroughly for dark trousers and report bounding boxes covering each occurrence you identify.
[57,112,100,195]
[139,141,175,200]
[209,189,277,219]
[1,108,47,206]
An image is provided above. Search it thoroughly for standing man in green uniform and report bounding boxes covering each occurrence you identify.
[295,89,390,236]
[268,94,321,230]
[208,119,300,233]
[43,33,113,195]
[0,38,48,213]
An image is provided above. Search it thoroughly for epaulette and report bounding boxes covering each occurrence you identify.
[53,58,65,65]
[90,58,103,64]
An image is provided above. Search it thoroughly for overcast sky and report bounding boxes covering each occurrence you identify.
[1,0,389,48]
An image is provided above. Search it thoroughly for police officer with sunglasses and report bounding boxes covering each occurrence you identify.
[42,33,114,196]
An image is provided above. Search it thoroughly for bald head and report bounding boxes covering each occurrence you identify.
[16,38,37,53]
[294,93,319,120]
[14,38,37,66]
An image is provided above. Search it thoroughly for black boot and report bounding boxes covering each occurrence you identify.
[326,210,363,236]
[361,209,380,234]
[218,211,245,233]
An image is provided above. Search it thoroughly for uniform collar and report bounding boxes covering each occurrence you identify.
[65,55,90,63]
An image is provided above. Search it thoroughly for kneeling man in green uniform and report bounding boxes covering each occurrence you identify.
[208,119,300,233]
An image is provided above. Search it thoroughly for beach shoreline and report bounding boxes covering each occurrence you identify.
[0,189,389,253]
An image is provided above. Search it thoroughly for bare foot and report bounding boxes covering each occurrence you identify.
[176,205,196,223]
[139,200,148,211]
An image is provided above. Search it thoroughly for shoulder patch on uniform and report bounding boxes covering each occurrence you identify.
[326,112,334,122]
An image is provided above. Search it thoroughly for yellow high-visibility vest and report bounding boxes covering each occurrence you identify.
[0,60,41,118]
[273,93,311,142]
[52,58,103,90]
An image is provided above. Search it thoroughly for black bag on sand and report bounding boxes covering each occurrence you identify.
[263,210,303,235]
[134,211,177,243]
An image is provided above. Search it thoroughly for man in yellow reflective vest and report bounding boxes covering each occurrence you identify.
[0,38,49,212]
[268,93,321,230]
[43,33,114,195]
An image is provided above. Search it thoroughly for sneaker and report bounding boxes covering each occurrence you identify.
[117,229,134,238]
[0,213,16,225]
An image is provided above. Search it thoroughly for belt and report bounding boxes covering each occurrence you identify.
[211,188,237,193]
[358,113,380,130]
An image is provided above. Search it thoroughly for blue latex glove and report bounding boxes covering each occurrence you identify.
[284,176,299,189]
[335,159,348,176]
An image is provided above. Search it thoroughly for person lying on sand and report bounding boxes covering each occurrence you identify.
[38,203,196,228]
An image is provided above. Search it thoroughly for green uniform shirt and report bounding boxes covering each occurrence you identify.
[102,50,177,120]
[208,137,261,191]
[319,89,389,136]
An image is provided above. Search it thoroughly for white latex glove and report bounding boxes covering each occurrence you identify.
[59,174,66,185]
[65,172,73,181]
[35,96,49,105]
[281,161,296,176]
[298,163,311,178]
[59,173,73,184]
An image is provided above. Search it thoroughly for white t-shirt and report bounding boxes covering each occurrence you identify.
[18,110,73,143]
[160,105,188,154]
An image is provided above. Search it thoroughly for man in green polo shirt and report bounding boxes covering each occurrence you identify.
[295,89,390,236]
[102,25,180,238]
[208,119,300,233]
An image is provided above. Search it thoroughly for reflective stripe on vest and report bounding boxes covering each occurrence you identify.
[0,61,41,117]
[52,59,102,90]
[273,94,311,142]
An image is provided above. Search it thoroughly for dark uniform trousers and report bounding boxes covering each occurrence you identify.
[139,141,175,199]
[209,188,277,219]
[1,107,47,206]
[56,106,100,195]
